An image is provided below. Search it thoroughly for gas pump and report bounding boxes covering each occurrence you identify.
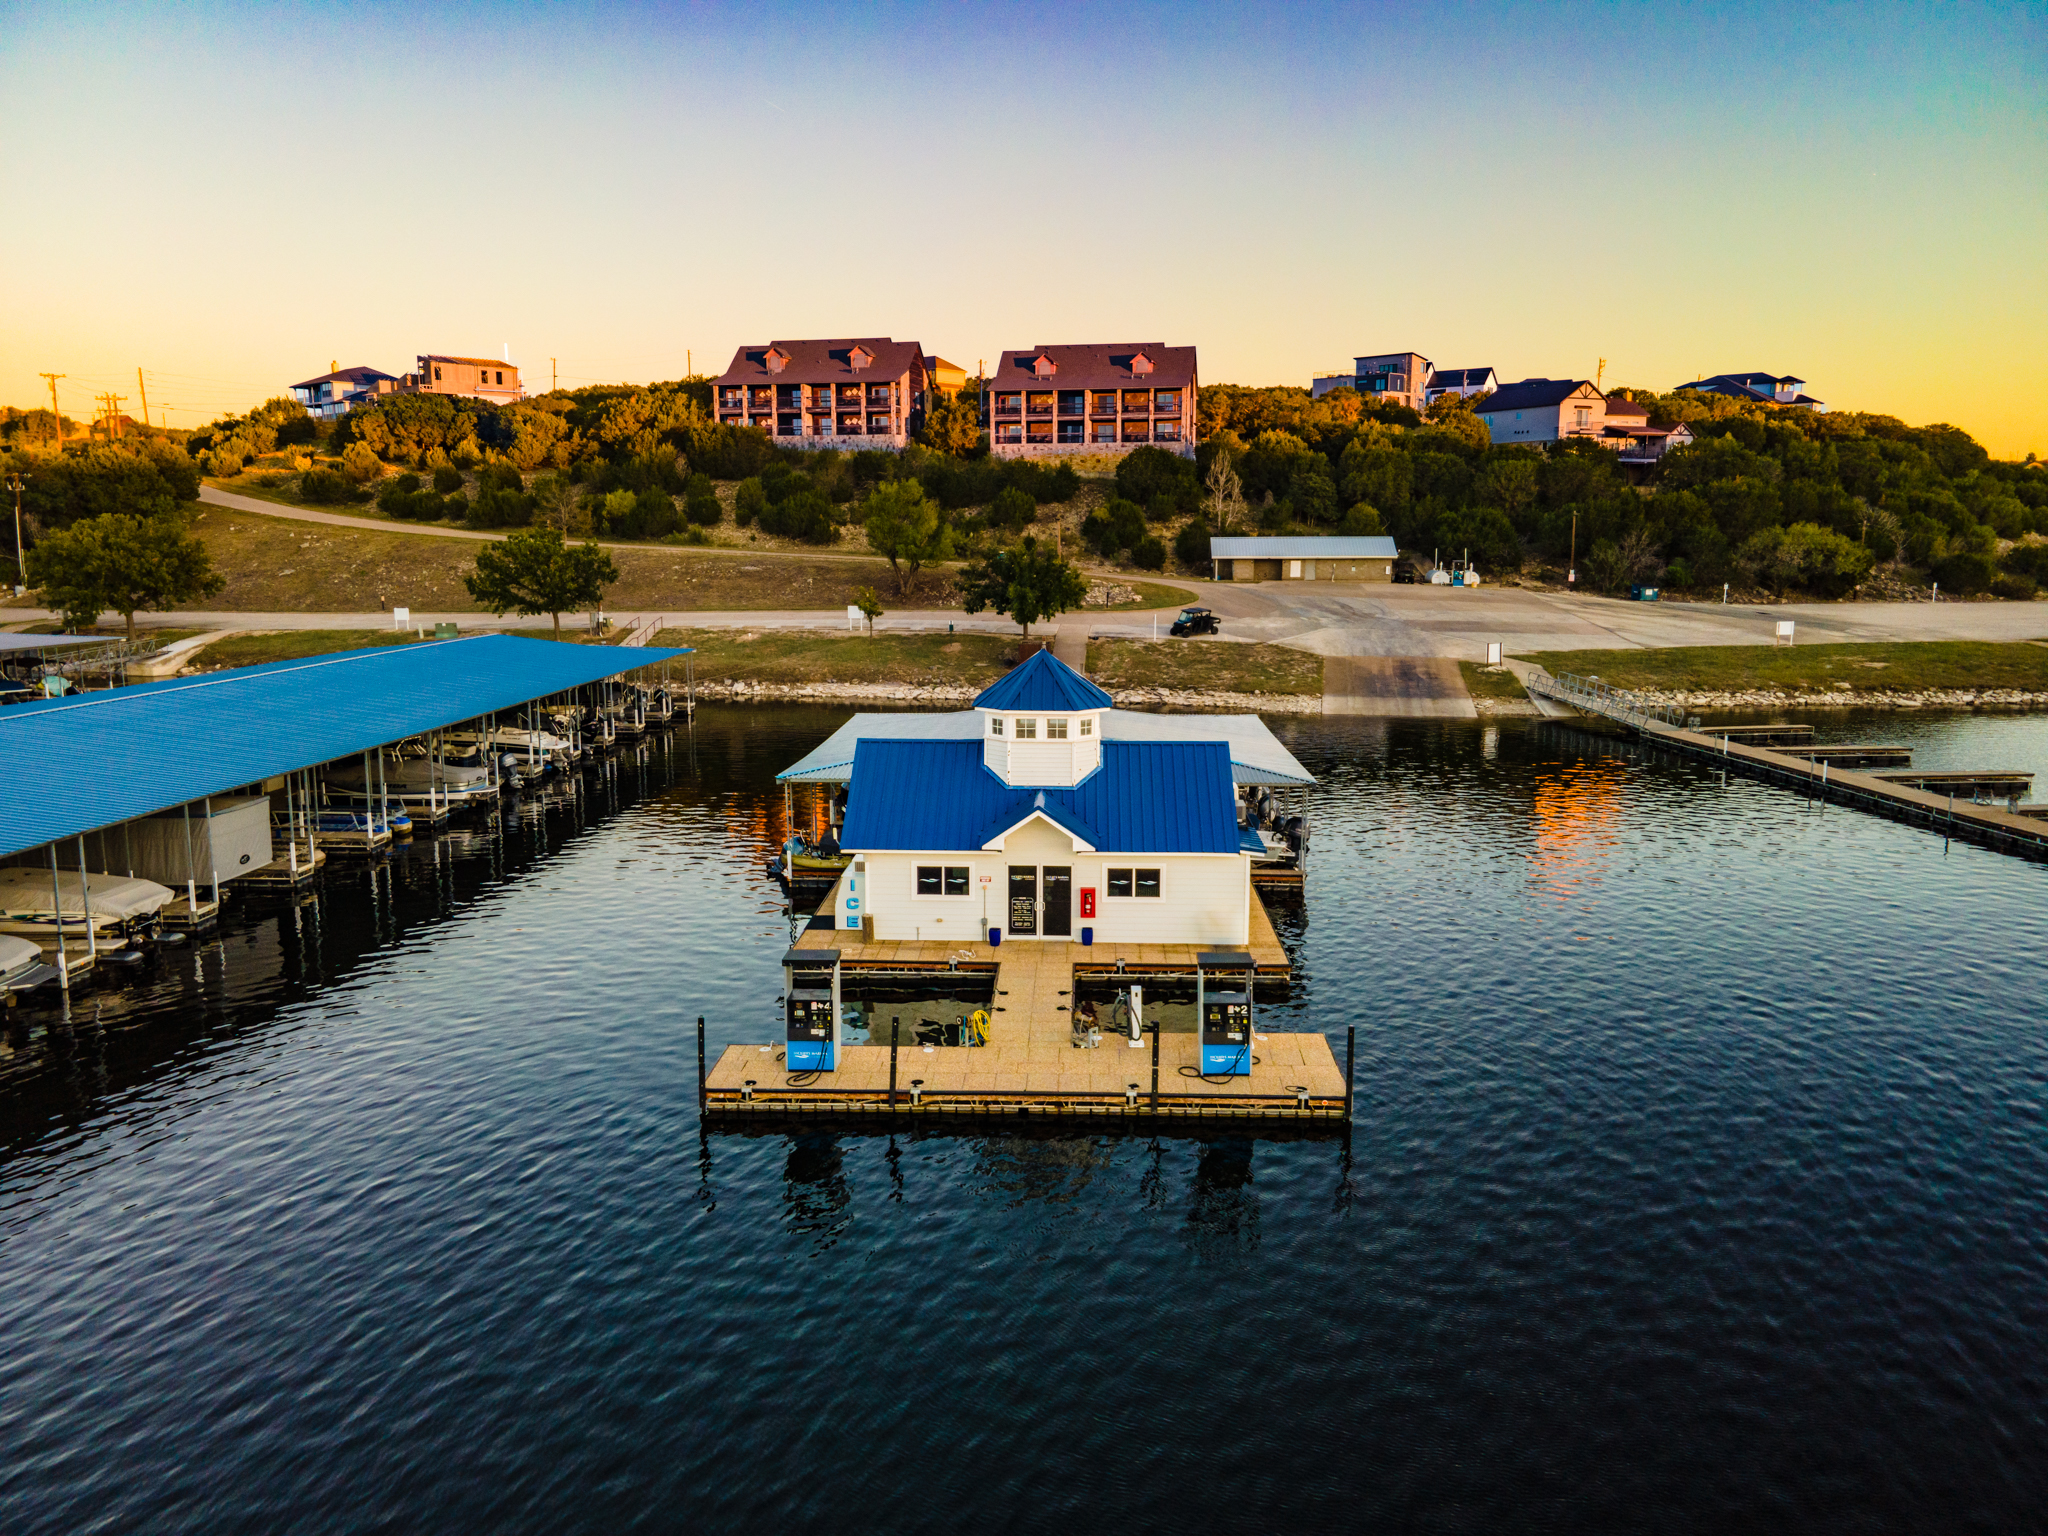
[1197,953,1254,1075]
[783,947,842,1072]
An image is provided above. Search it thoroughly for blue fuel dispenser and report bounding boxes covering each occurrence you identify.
[784,947,842,1072]
[1197,952,1254,1075]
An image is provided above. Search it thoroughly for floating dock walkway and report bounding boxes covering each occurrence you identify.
[1528,672,2048,861]
[704,893,1349,1123]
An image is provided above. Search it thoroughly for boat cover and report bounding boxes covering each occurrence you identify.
[0,868,175,919]
[124,797,273,887]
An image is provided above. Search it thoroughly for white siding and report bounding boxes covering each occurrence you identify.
[1006,738,1076,785]
[855,814,1250,946]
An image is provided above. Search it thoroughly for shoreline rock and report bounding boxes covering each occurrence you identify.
[1625,686,2048,712]
[687,679,1324,713]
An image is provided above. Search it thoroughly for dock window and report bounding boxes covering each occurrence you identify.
[1014,718,1036,739]
[1046,718,1067,739]
[1106,869,1158,897]
[1135,868,1160,897]
[917,865,971,897]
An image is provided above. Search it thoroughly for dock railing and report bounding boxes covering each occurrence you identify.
[1527,671,1690,730]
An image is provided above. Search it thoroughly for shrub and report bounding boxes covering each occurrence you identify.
[1115,445,1199,514]
[1132,534,1166,571]
[1932,549,1997,594]
[734,478,767,526]
[1173,518,1211,570]
[377,474,422,515]
[467,487,533,529]
[1991,572,2037,601]
[298,468,355,505]
[431,465,465,495]
[1081,497,1147,558]
[683,473,721,527]
[759,488,837,543]
[988,486,1036,531]
[340,442,383,485]
[478,463,525,494]
[440,491,469,522]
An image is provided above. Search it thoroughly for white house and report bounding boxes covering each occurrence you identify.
[779,651,1314,948]
[1474,378,1609,445]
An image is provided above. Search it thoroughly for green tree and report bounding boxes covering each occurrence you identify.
[861,479,954,593]
[987,485,1035,531]
[854,585,883,636]
[341,442,383,485]
[1477,456,1540,520]
[26,512,224,639]
[913,387,982,456]
[958,534,1086,640]
[464,526,618,639]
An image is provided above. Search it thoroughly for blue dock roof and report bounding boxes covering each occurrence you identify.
[0,634,685,856]
[971,649,1114,712]
[838,738,1240,854]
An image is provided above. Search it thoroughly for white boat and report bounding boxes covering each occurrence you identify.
[322,753,495,811]
[442,726,572,779]
[0,932,61,992]
[0,868,175,947]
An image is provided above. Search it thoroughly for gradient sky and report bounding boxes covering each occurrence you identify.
[4,1,2043,455]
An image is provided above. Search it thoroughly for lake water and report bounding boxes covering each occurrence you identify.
[4,706,2047,1533]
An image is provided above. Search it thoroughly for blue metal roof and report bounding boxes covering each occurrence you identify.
[971,649,1113,712]
[0,634,685,856]
[838,739,1240,854]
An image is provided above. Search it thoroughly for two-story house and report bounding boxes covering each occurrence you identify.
[1425,366,1498,405]
[982,343,1198,460]
[398,355,524,406]
[713,338,928,449]
[289,364,400,420]
[1676,372,1825,410]
[1474,378,1609,445]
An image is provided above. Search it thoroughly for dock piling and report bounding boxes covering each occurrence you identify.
[1149,1023,1160,1113]
[888,1018,899,1110]
[696,1016,706,1111]
[1346,1024,1355,1119]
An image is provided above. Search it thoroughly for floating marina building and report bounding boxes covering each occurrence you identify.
[778,650,1313,946]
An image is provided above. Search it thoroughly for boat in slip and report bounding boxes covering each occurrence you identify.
[442,727,571,782]
[321,753,496,813]
[0,933,62,994]
[312,809,397,850]
[0,868,176,955]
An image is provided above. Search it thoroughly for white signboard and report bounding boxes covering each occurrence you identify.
[1486,642,1502,665]
[393,606,410,630]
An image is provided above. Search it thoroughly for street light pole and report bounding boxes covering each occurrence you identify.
[6,472,25,596]
[1568,508,1577,589]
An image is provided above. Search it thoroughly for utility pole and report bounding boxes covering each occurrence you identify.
[38,373,64,447]
[1595,357,1607,392]
[6,471,27,595]
[1568,509,1578,588]
[96,392,128,438]
[136,368,151,432]
[550,357,557,393]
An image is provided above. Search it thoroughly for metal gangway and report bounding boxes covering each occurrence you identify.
[1524,671,1690,731]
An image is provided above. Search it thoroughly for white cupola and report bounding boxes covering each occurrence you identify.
[970,650,1114,788]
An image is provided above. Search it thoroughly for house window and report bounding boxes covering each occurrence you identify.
[1107,869,1133,898]
[1106,868,1160,898]
[434,366,443,381]
[1135,868,1160,897]
[1078,717,1092,737]
[1046,719,1067,739]
[1014,718,1036,739]
[495,371,504,385]
[917,865,972,897]
[1574,407,1591,429]
[990,716,1003,736]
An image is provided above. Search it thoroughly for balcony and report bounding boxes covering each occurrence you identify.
[1025,405,1054,418]
[1121,422,1152,443]
[1057,422,1084,443]
[1058,394,1086,416]
[1090,397,1119,417]
[837,418,865,435]
[719,392,745,411]
[1153,394,1181,414]
[867,417,893,432]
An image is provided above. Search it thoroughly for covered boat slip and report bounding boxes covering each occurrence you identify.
[0,635,684,988]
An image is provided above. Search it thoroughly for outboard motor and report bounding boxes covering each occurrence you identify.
[783,947,842,1072]
[1197,952,1254,1075]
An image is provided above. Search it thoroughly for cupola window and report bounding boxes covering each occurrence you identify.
[989,716,1003,736]
[1046,719,1067,739]
[1014,718,1037,739]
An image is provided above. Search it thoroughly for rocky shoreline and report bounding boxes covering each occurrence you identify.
[1625,686,2048,712]
[690,679,1323,713]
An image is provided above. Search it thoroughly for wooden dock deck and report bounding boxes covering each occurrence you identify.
[709,894,1341,1122]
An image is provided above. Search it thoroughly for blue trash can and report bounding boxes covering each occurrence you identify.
[989,927,1002,947]
[1081,926,1093,946]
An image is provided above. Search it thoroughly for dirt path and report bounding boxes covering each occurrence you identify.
[1322,655,1477,718]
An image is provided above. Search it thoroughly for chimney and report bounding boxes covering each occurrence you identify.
[330,359,338,372]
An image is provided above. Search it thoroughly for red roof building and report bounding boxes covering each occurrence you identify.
[712,338,929,449]
[982,343,1199,459]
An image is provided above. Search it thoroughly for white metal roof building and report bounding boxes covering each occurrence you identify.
[1208,535,1400,584]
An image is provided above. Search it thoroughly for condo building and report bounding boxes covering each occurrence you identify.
[983,343,1198,459]
[713,338,929,449]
